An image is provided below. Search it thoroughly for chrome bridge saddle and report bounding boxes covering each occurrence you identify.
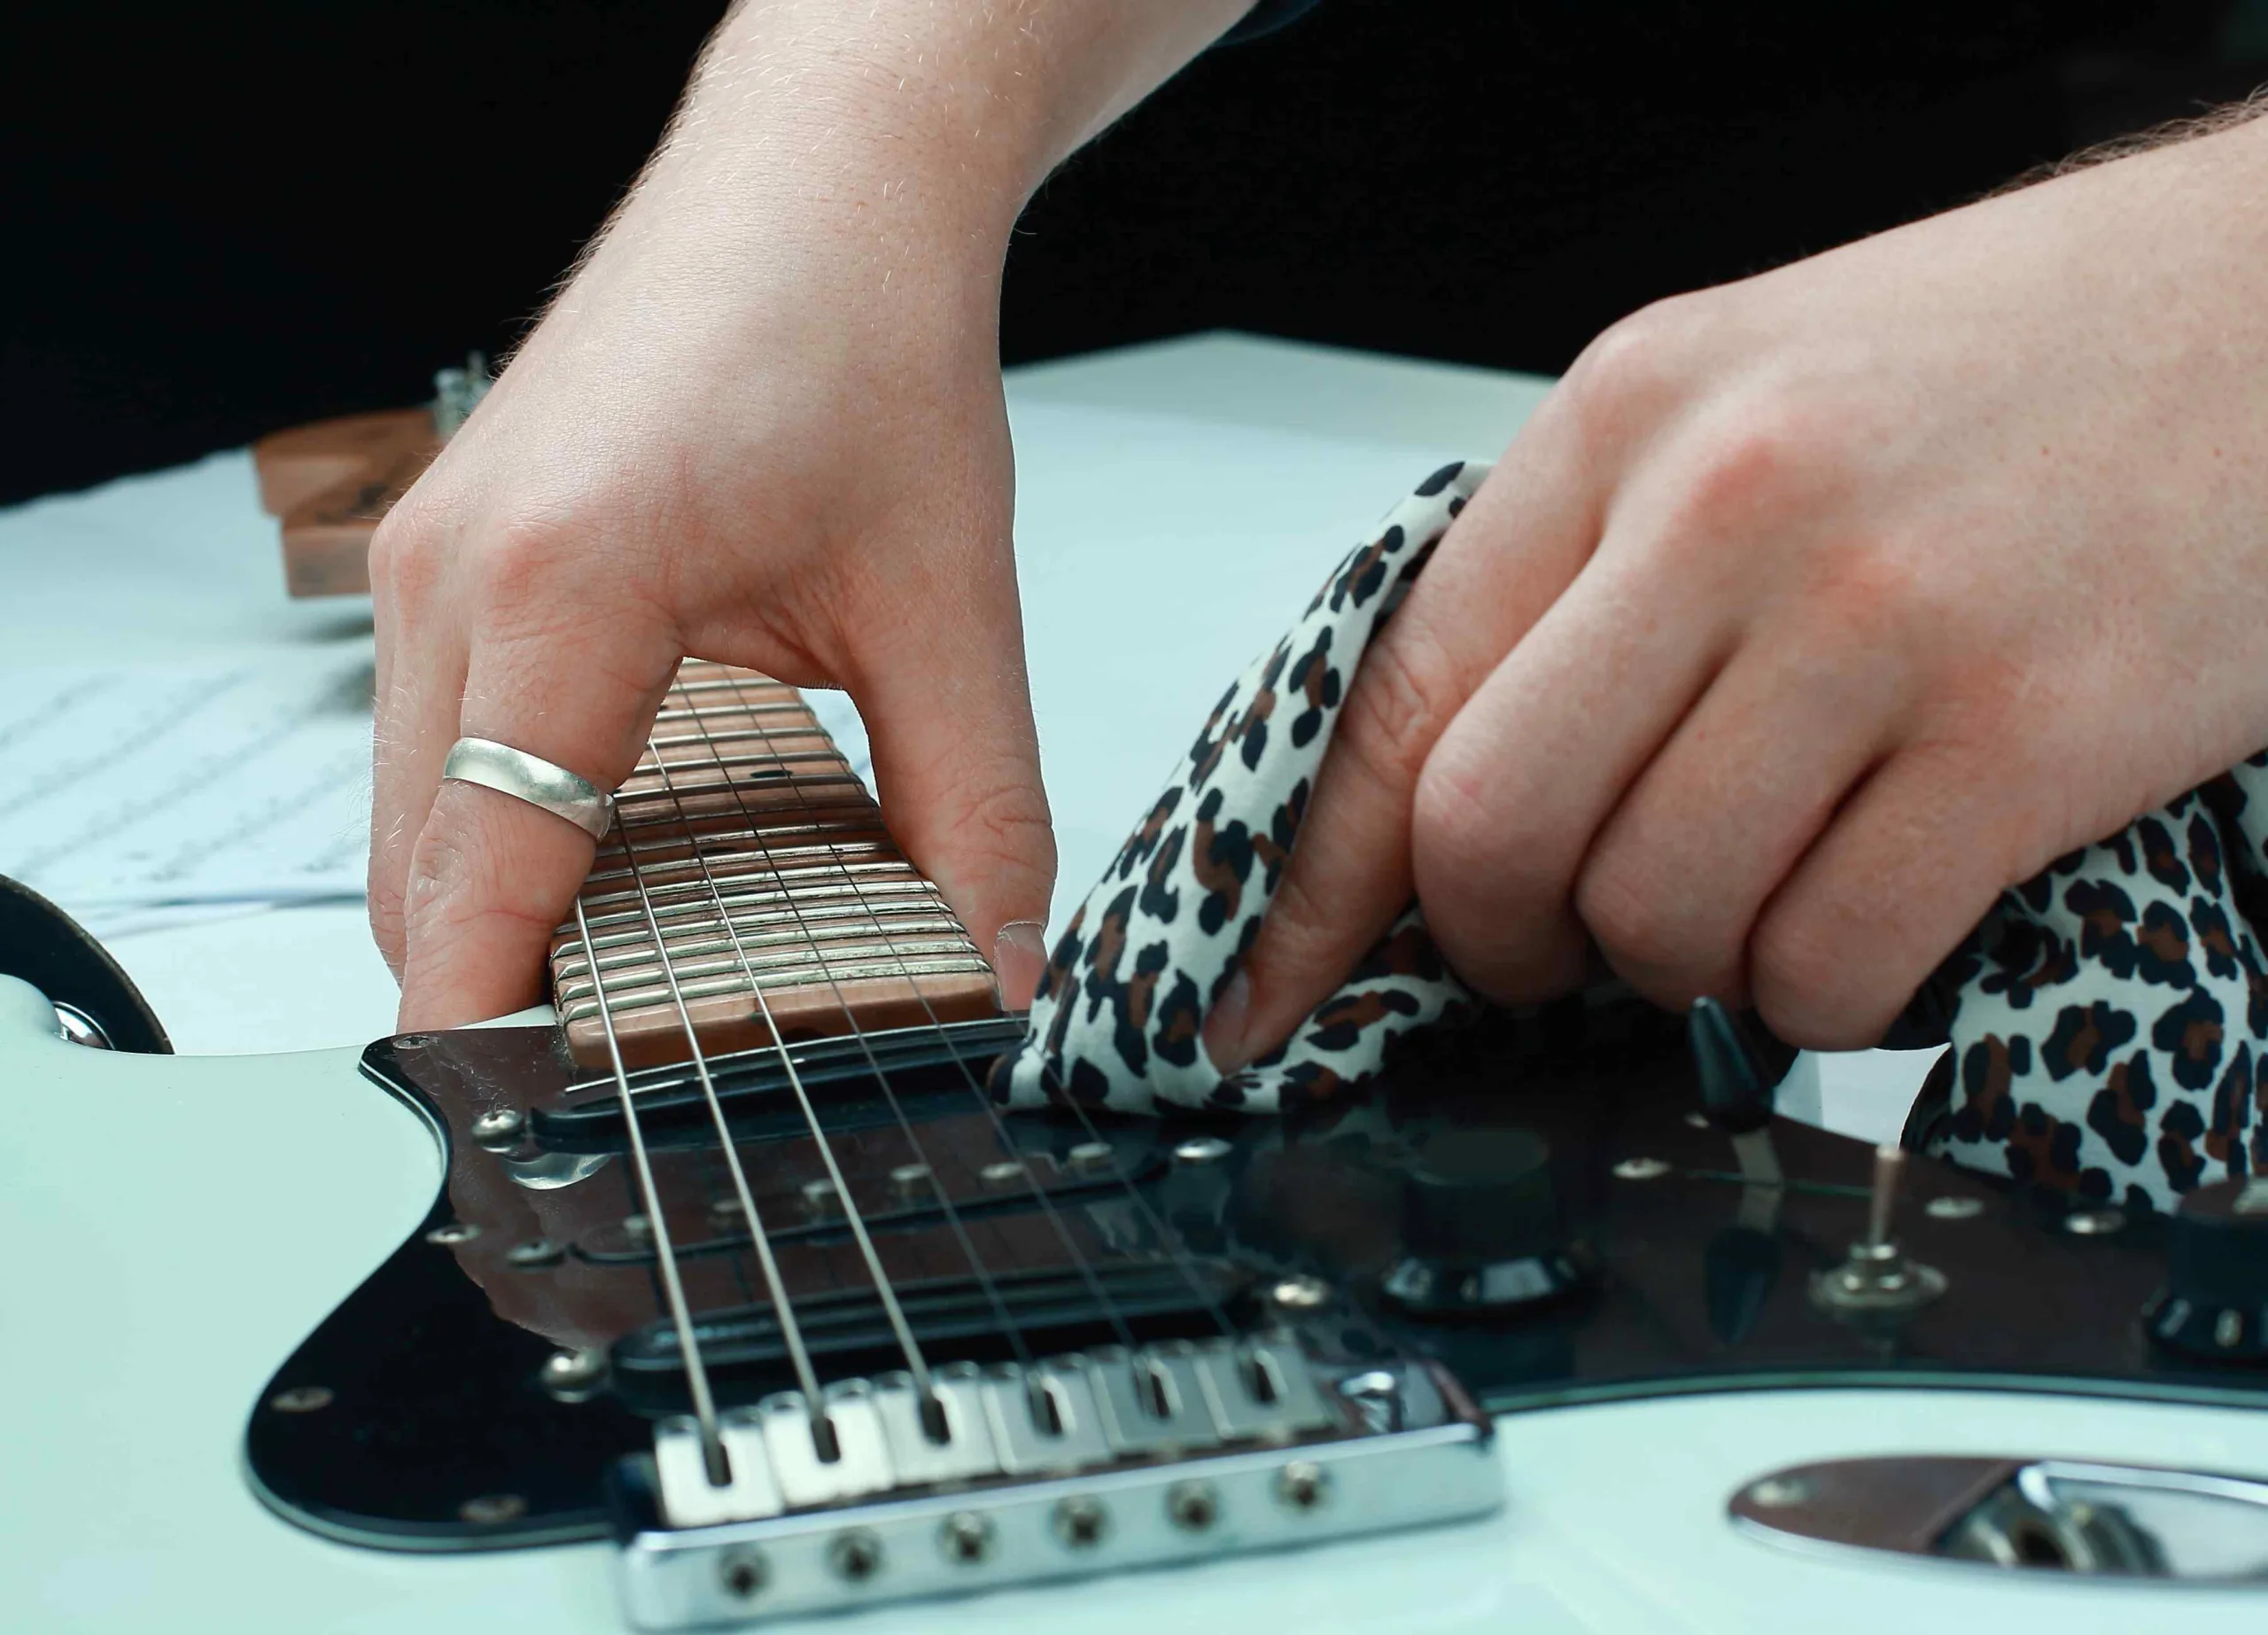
[625,1341,1492,1625]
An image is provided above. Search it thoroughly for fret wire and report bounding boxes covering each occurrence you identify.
[639,723,945,1409]
[599,812,889,852]
[559,957,994,1019]
[563,930,980,987]
[652,700,811,722]
[576,859,924,905]
[560,949,988,1007]
[575,885,948,942]
[613,772,870,806]
[569,907,968,962]
[711,669,1239,1351]
[595,836,898,869]
[560,940,983,992]
[569,897,730,1476]
[575,880,945,936]
[643,729,839,754]
[669,676,1039,1386]
[584,848,905,890]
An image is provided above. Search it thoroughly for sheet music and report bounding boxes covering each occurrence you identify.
[0,644,375,930]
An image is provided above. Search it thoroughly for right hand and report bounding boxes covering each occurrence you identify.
[369,96,1057,1031]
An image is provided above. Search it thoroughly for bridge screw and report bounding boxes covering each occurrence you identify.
[718,1547,767,1600]
[828,1529,884,1582]
[1052,1496,1109,1549]
[1166,1480,1220,1532]
[939,1511,995,1565]
[1276,1460,1330,1513]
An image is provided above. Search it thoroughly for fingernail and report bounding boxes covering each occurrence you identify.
[1201,969,1252,1074]
[992,921,1049,1010]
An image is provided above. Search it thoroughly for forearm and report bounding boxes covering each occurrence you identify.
[597,0,1248,281]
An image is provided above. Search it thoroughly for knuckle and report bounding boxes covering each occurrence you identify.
[1410,750,1501,887]
[1247,860,1349,998]
[467,511,572,620]
[1748,907,1861,1046]
[368,497,447,609]
[1574,859,1687,982]
[1557,295,1705,433]
[1665,406,1829,549]
[367,875,407,971]
[920,775,1058,909]
[1335,635,1460,795]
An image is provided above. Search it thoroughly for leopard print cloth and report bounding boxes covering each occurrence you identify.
[987,463,1486,1114]
[989,463,2268,1213]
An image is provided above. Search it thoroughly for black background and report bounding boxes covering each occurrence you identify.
[4,1,2264,505]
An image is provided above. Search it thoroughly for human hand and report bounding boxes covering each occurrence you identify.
[369,0,1250,1031]
[1207,106,2268,1061]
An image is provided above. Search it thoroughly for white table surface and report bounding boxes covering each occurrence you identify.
[0,330,1930,1127]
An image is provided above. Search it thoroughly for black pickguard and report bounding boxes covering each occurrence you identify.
[245,996,2268,1553]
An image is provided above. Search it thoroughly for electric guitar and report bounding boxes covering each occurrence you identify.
[9,661,2268,1634]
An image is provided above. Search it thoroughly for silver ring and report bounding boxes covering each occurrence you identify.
[441,737,616,841]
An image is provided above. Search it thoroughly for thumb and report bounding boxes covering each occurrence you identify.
[850,576,1056,1008]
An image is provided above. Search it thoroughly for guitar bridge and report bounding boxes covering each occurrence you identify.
[617,1339,1499,1627]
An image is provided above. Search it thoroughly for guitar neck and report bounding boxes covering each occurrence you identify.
[547,660,1000,1070]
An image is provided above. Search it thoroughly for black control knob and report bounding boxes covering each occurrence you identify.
[2148,1177,2268,1363]
[1380,1128,1589,1316]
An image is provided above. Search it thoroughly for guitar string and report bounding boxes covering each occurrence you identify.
[655,677,1042,1372]
[617,681,940,1423]
[710,670,1191,1346]
[568,895,728,1476]
[607,754,829,1435]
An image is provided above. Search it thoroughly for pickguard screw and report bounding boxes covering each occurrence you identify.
[507,1238,563,1269]
[424,1221,479,1246]
[1166,1480,1220,1532]
[395,1033,435,1048]
[1174,1135,1233,1164]
[470,1107,525,1145]
[980,1160,1026,1187]
[718,1547,766,1600]
[828,1529,884,1582]
[1745,1475,1813,1509]
[939,1511,995,1564]
[1270,1274,1331,1310]
[1276,1460,1330,1513]
[2065,1208,2126,1237]
[1612,1156,1672,1181]
[269,1385,333,1413]
[540,1348,605,1396]
[1925,1195,1985,1221]
[1052,1496,1109,1549]
[2217,1308,2245,1349]
[459,1493,527,1525]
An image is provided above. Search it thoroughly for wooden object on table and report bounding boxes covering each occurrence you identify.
[252,408,437,597]
[548,660,1001,1070]
[252,356,486,598]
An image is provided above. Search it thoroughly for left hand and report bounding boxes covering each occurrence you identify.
[1205,106,2268,1063]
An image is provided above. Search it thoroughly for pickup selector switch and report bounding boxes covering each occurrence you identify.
[2147,1176,2268,1363]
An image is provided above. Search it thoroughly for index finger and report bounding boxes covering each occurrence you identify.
[1200,410,1606,1072]
[397,597,681,1031]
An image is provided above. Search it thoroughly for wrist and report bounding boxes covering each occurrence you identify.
[623,0,1246,267]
